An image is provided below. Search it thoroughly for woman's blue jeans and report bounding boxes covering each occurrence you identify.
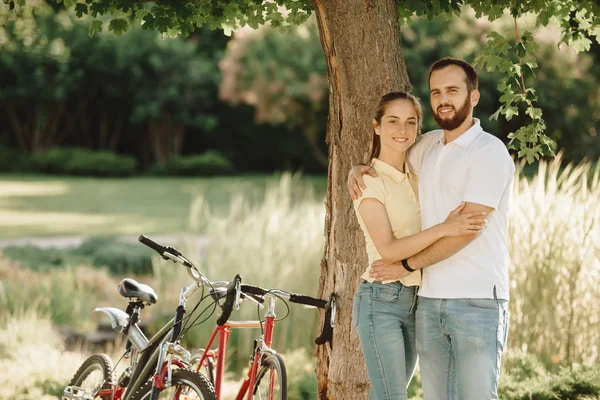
[352,280,419,400]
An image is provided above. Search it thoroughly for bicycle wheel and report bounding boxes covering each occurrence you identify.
[252,353,287,400]
[130,369,216,400]
[67,354,115,400]
[190,348,215,386]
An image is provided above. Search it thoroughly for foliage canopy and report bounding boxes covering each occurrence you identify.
[5,0,600,161]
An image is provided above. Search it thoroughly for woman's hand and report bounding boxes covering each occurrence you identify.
[440,202,488,237]
[347,165,377,200]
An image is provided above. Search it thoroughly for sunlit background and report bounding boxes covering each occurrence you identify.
[0,1,599,399]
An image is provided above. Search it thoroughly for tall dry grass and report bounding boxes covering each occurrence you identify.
[0,308,89,400]
[181,172,326,368]
[1,161,599,396]
[509,156,600,365]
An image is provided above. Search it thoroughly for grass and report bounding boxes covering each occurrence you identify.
[1,159,600,398]
[0,174,326,239]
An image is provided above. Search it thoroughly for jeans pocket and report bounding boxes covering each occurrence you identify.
[466,298,499,309]
[371,285,401,303]
[352,293,361,329]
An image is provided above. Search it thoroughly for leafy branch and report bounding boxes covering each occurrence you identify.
[476,19,555,163]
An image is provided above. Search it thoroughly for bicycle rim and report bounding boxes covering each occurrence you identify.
[131,369,216,400]
[253,353,287,400]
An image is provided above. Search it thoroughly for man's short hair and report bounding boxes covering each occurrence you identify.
[428,57,478,92]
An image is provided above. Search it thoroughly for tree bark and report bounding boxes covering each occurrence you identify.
[148,115,186,163]
[311,1,411,399]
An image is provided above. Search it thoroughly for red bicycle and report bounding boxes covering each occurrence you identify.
[189,280,336,400]
[63,235,222,400]
[62,235,335,400]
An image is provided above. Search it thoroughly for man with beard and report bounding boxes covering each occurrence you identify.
[347,57,515,400]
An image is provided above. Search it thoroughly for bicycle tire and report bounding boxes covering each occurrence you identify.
[253,353,287,400]
[129,369,217,400]
[67,354,115,400]
[190,348,216,386]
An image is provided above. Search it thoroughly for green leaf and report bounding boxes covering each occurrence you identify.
[569,36,592,52]
[522,63,536,80]
[499,91,517,104]
[503,106,519,121]
[63,0,76,8]
[75,3,88,18]
[516,42,527,58]
[89,19,103,38]
[108,18,129,37]
[135,9,151,23]
[490,108,502,121]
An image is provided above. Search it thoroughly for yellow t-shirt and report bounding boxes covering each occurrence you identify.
[353,158,422,287]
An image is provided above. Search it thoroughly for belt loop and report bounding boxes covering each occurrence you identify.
[493,285,498,305]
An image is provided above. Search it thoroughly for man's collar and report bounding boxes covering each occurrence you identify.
[451,118,482,147]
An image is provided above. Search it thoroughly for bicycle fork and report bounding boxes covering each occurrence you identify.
[244,297,277,400]
[150,284,197,400]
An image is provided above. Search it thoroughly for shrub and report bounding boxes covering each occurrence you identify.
[149,151,234,176]
[31,147,137,177]
[1,246,84,272]
[284,349,318,400]
[73,236,155,276]
[499,351,600,400]
[0,147,30,173]
[2,236,154,276]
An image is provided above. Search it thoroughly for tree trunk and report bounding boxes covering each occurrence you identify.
[148,116,186,164]
[312,1,411,399]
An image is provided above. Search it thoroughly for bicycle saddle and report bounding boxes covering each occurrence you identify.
[118,278,158,304]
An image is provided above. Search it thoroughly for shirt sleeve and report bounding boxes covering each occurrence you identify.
[407,131,440,174]
[463,143,515,209]
[353,175,385,210]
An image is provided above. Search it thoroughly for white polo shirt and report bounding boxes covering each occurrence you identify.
[407,119,515,300]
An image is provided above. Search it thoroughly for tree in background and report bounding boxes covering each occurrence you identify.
[0,4,82,152]
[0,1,220,163]
[124,29,219,164]
[219,17,329,167]
[7,0,600,398]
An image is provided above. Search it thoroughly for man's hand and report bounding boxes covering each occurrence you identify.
[370,259,410,281]
[347,164,377,200]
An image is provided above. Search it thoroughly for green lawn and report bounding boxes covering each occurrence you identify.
[0,174,327,239]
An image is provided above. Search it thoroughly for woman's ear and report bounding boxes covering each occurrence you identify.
[372,119,380,135]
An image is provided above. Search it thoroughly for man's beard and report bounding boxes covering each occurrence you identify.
[432,96,471,130]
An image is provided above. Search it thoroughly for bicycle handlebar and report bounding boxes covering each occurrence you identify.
[216,275,241,326]
[139,234,184,260]
[139,234,167,255]
[241,284,335,345]
[136,235,336,344]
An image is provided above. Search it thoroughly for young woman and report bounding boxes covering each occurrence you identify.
[352,92,486,400]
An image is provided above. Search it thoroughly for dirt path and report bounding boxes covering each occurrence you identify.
[0,234,208,249]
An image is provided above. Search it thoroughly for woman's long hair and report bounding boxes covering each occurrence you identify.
[370,92,423,160]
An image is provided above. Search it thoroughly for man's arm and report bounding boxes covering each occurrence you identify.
[408,202,493,269]
[370,202,493,281]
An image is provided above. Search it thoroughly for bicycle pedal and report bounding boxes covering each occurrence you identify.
[62,386,93,400]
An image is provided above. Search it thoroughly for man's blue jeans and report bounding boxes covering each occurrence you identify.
[416,295,509,400]
[352,281,419,400]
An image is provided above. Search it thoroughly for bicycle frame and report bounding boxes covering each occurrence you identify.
[93,278,205,400]
[195,297,278,400]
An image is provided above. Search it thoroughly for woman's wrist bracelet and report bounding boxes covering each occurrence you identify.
[401,258,415,273]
